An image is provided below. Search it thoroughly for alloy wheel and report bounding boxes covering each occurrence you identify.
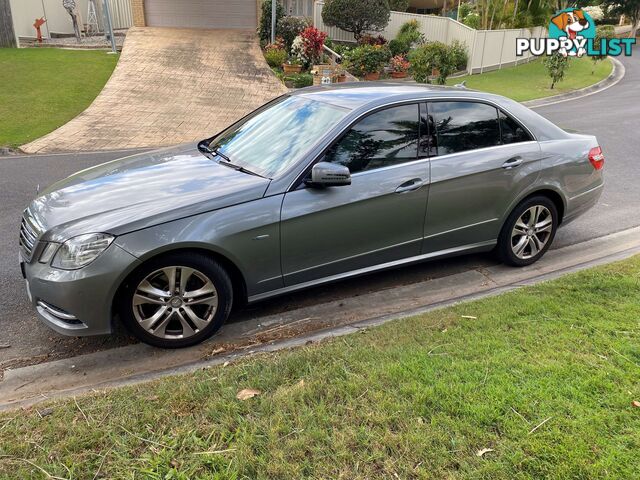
[132,266,218,339]
[510,205,553,260]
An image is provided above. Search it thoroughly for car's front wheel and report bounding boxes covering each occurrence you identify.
[498,196,558,267]
[118,252,233,348]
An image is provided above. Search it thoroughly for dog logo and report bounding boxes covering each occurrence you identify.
[549,8,595,57]
[517,8,634,58]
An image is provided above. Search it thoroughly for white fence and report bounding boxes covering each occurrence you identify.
[313,1,546,74]
[10,0,133,40]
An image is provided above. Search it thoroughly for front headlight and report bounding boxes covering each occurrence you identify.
[51,233,115,270]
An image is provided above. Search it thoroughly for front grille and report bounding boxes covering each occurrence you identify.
[19,213,39,261]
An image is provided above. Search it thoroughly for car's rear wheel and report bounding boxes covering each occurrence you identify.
[498,196,558,267]
[119,252,233,348]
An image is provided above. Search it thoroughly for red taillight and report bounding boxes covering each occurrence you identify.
[589,146,605,170]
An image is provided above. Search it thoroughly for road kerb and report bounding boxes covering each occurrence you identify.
[1,225,639,411]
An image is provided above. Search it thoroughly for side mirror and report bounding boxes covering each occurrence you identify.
[306,162,351,188]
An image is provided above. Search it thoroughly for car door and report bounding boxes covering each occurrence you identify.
[421,101,541,254]
[280,103,430,287]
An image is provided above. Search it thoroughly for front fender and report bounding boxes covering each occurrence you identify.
[114,195,284,297]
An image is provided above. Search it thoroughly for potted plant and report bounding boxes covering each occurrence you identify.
[365,71,381,81]
[335,66,347,83]
[390,55,410,79]
[283,58,302,74]
[343,44,391,81]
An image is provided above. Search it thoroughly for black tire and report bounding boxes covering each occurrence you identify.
[497,195,558,267]
[118,252,233,348]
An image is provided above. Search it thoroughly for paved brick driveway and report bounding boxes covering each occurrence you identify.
[22,28,287,153]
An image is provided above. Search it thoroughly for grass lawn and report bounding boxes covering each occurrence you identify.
[447,56,613,102]
[0,48,118,149]
[1,257,640,479]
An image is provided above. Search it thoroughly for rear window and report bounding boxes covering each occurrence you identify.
[428,101,501,156]
[500,111,533,144]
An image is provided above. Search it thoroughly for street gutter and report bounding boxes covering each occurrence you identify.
[2,225,639,411]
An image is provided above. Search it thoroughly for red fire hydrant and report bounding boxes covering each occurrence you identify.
[33,17,46,44]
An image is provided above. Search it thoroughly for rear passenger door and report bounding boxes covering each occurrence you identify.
[422,101,541,253]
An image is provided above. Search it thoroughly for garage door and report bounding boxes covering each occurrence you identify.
[145,0,257,29]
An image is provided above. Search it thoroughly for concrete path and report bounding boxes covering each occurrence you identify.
[22,28,287,153]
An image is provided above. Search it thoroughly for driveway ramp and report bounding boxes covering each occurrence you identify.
[22,28,287,154]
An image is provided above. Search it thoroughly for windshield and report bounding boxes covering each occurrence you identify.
[207,96,348,178]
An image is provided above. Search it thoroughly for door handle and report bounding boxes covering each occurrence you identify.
[502,156,524,169]
[395,178,424,194]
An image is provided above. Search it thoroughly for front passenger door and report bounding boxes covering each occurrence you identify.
[280,103,430,287]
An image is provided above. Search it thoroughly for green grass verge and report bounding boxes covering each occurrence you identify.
[447,57,613,102]
[0,48,118,148]
[1,257,640,479]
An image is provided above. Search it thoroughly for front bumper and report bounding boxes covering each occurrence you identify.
[21,243,140,336]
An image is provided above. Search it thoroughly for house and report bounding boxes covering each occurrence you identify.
[130,0,447,30]
[406,0,446,16]
[10,0,133,41]
[6,0,448,44]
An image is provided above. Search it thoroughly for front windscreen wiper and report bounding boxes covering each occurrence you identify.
[211,148,232,163]
[198,141,265,178]
[216,159,265,178]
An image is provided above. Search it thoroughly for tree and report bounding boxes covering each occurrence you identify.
[322,0,391,40]
[258,0,284,43]
[591,25,614,73]
[389,0,410,11]
[542,52,570,89]
[603,0,640,38]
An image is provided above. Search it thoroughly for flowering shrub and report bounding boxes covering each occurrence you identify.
[299,26,328,65]
[278,16,312,50]
[358,34,388,46]
[389,20,423,56]
[343,44,392,76]
[463,12,481,29]
[264,48,287,68]
[291,35,308,65]
[583,6,605,21]
[265,37,286,52]
[409,41,457,84]
[390,54,410,73]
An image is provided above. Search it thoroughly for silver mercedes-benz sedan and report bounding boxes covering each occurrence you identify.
[19,84,604,347]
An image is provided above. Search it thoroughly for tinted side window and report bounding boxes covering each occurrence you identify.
[429,102,501,156]
[324,104,419,174]
[500,111,532,144]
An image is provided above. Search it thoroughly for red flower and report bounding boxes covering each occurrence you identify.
[300,26,328,62]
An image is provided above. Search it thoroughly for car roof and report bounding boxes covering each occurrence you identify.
[292,82,503,110]
[291,82,568,142]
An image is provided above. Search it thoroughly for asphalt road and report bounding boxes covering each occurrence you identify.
[1,54,638,369]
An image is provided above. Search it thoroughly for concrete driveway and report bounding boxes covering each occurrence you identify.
[22,28,287,154]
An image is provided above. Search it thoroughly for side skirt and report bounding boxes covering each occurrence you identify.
[247,240,497,303]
